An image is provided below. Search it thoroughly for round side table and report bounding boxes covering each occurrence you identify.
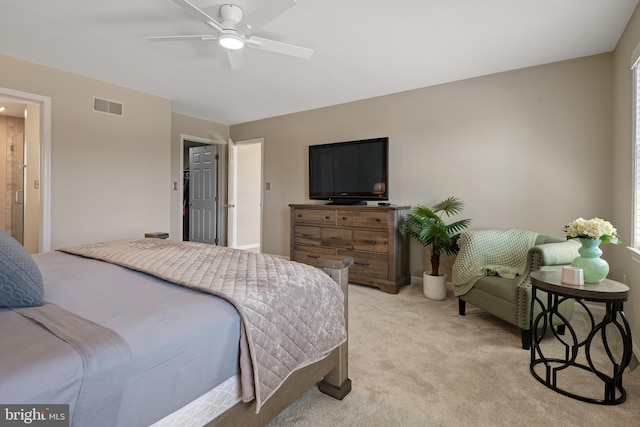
[529,270,632,404]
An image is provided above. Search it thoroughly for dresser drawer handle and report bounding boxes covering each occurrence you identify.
[342,216,347,220]
[362,239,377,244]
[376,218,382,222]
[302,233,313,237]
[297,214,303,218]
[330,236,342,240]
[325,216,331,219]
[307,255,319,259]
[354,262,370,267]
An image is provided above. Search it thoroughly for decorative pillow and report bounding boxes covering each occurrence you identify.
[0,229,43,307]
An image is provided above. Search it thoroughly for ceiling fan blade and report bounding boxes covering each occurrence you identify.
[145,35,217,41]
[238,0,297,35]
[227,49,244,70]
[246,36,313,59]
[171,0,224,32]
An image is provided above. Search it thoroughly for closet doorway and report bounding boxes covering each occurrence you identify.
[182,138,223,245]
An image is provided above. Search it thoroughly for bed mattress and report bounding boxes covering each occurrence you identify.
[0,251,241,427]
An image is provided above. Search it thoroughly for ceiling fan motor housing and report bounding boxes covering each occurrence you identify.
[220,4,243,29]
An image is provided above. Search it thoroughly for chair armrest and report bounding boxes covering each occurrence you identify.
[530,240,581,266]
[516,240,581,291]
[513,239,581,330]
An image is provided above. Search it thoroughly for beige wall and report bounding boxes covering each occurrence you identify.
[170,113,230,241]
[612,6,640,347]
[0,54,172,249]
[231,54,613,280]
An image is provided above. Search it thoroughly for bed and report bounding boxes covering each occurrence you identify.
[0,231,351,427]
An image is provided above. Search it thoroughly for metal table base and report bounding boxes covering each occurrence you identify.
[530,271,632,405]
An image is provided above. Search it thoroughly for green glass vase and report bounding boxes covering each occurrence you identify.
[571,238,609,284]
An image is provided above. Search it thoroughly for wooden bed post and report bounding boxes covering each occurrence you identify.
[208,255,353,427]
[317,255,353,399]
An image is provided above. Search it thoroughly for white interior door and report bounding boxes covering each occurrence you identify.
[226,138,238,248]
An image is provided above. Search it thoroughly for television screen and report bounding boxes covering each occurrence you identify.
[309,137,388,204]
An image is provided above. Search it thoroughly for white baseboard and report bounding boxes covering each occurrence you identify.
[236,243,260,251]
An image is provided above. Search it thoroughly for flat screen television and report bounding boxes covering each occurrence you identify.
[309,137,389,205]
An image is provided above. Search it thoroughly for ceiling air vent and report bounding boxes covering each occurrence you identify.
[93,97,123,116]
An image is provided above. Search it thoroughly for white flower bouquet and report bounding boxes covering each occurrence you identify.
[564,217,620,244]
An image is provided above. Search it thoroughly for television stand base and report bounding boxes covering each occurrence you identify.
[325,200,368,206]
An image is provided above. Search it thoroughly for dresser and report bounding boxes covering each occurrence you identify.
[289,204,411,293]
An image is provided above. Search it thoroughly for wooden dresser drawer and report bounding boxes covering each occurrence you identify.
[294,226,321,245]
[338,250,388,278]
[321,228,353,249]
[290,204,410,294]
[337,210,388,229]
[293,209,336,225]
[293,245,336,267]
[353,230,388,253]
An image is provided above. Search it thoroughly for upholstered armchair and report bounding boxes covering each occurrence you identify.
[452,230,581,349]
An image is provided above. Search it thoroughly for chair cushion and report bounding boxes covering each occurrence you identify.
[473,275,517,303]
[0,229,44,307]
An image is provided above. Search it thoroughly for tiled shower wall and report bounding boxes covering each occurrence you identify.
[0,116,25,243]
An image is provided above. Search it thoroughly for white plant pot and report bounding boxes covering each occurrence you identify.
[423,272,447,300]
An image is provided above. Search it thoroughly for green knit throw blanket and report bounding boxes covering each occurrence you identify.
[452,229,539,297]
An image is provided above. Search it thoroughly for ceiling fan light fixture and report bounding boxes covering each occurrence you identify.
[219,33,245,50]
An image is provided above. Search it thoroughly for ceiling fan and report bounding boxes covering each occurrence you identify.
[146,0,314,70]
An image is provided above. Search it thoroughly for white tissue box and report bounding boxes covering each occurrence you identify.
[561,266,584,285]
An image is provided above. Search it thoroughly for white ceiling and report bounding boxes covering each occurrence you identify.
[0,0,638,125]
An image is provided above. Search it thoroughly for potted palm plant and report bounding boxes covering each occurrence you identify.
[403,196,471,300]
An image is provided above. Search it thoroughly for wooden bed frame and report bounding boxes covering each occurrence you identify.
[208,255,353,427]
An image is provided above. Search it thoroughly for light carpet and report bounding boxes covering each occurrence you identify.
[267,283,640,427]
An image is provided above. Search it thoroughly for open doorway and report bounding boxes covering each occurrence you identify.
[179,135,263,250]
[227,138,263,252]
[181,137,224,245]
[0,89,51,253]
[0,112,25,244]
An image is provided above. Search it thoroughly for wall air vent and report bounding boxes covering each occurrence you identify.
[93,97,123,116]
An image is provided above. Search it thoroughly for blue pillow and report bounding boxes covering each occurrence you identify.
[0,229,43,307]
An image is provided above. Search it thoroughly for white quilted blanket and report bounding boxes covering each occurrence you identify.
[59,239,347,413]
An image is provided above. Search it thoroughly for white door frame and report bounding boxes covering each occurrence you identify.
[228,138,264,252]
[0,87,51,252]
[227,138,237,248]
[179,134,226,245]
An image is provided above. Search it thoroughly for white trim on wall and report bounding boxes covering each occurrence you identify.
[631,41,640,69]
